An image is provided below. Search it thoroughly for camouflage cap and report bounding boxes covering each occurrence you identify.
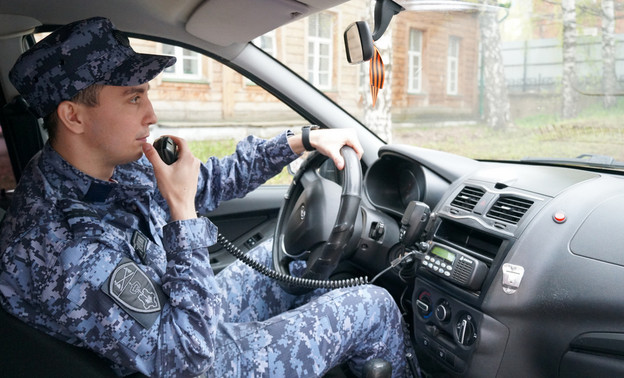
[9,17,176,118]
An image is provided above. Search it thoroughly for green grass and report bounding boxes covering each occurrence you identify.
[393,99,624,162]
[187,99,624,184]
[188,139,293,185]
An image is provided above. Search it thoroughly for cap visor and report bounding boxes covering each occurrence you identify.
[97,53,176,86]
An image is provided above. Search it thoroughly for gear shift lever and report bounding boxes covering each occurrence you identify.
[362,358,392,378]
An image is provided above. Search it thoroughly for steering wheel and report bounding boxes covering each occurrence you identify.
[272,146,362,294]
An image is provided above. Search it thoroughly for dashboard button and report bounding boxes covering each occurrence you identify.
[553,211,566,223]
[437,347,447,360]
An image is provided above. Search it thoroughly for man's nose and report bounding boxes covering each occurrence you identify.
[144,98,158,125]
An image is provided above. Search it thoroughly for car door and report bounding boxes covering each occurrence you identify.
[206,184,288,273]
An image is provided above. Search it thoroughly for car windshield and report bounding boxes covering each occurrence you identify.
[263,0,624,169]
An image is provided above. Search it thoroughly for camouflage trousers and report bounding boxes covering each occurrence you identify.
[210,239,408,377]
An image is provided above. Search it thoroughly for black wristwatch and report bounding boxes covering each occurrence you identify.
[301,125,320,151]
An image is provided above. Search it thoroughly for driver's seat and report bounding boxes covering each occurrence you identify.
[0,304,124,377]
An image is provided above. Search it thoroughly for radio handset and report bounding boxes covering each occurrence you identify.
[153,136,178,165]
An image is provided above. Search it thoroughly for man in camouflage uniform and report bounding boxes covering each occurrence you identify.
[0,17,411,377]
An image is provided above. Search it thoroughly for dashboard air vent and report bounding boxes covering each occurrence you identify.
[487,196,534,224]
[450,186,485,211]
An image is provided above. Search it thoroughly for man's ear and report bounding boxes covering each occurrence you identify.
[56,101,86,135]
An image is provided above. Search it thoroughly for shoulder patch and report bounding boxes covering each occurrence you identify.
[102,258,166,329]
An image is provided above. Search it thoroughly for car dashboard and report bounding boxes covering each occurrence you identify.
[358,144,624,378]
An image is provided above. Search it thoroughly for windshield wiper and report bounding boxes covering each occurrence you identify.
[521,154,624,169]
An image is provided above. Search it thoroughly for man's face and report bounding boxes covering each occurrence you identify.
[81,83,156,166]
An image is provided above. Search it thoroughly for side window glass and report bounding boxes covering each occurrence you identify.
[130,38,309,185]
[0,129,16,190]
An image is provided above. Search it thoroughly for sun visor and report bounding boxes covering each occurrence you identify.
[186,0,310,46]
[0,15,41,39]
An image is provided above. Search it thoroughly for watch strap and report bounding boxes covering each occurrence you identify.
[302,125,319,151]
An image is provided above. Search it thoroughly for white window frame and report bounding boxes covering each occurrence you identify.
[307,12,333,90]
[447,36,460,95]
[253,31,277,57]
[162,45,202,81]
[408,29,423,93]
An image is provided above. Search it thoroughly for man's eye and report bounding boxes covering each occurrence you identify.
[130,96,140,103]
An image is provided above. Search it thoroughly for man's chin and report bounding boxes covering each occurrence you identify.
[119,152,144,166]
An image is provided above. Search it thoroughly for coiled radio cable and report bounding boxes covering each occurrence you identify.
[217,233,368,289]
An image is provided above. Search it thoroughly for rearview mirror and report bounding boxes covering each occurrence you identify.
[343,21,373,64]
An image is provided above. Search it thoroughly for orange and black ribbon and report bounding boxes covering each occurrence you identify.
[369,46,384,107]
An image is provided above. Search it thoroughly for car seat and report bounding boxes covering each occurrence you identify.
[0,305,122,377]
[0,95,47,183]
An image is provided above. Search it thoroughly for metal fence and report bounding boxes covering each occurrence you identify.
[501,34,624,93]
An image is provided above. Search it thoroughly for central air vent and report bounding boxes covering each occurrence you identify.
[451,186,486,211]
[487,196,534,224]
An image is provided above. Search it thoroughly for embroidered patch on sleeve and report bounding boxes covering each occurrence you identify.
[102,258,166,329]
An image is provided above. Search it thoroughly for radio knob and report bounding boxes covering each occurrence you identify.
[435,300,451,323]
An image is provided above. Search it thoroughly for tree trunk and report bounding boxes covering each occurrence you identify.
[602,0,617,109]
[561,0,577,119]
[480,1,511,130]
[361,5,393,142]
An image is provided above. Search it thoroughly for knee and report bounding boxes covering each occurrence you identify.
[359,285,399,310]
[338,285,402,322]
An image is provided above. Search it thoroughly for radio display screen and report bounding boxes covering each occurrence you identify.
[431,245,456,263]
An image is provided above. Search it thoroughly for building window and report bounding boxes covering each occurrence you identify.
[408,29,423,93]
[447,36,460,95]
[253,31,277,56]
[307,12,333,89]
[162,44,202,80]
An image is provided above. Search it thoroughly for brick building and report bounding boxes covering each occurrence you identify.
[139,0,482,133]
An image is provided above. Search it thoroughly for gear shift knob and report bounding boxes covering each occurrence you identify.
[362,358,392,378]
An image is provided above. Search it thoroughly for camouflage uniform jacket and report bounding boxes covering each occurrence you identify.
[0,131,298,376]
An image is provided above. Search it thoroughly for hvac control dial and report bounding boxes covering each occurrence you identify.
[416,291,433,319]
[455,313,478,346]
[435,300,451,323]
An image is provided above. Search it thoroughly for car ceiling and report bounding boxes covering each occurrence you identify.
[0,0,349,47]
[0,0,351,104]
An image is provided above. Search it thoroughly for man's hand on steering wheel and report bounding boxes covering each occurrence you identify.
[288,128,364,169]
[275,128,364,294]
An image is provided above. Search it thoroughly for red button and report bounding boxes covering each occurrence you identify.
[553,211,566,223]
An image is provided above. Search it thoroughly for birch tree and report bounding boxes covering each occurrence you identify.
[360,3,393,142]
[480,0,512,130]
[561,0,577,118]
[601,0,616,108]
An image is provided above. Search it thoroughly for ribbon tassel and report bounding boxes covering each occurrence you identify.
[369,46,384,107]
